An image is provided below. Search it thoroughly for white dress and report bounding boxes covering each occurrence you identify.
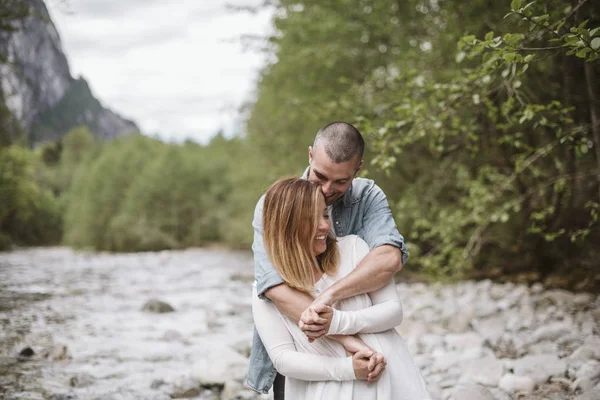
[252,235,430,400]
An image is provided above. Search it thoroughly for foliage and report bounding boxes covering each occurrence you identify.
[245,0,599,281]
[0,146,62,249]
[61,133,262,251]
[355,0,600,278]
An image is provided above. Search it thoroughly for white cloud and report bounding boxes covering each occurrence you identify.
[46,0,272,143]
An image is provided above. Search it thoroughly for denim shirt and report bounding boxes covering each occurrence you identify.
[245,174,408,394]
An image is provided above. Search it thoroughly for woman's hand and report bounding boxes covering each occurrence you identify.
[352,349,372,380]
[333,335,386,382]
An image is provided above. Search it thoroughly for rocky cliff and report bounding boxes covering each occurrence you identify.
[0,0,138,145]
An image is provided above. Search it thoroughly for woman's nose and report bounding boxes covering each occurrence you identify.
[319,218,330,230]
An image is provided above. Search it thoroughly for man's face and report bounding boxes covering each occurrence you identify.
[308,146,362,206]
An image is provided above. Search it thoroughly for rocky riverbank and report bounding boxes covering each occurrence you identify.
[396,280,599,400]
[0,247,598,399]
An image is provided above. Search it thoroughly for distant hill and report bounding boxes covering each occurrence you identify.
[0,0,138,146]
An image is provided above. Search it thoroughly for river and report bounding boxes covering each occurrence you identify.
[0,247,261,399]
[1,247,598,400]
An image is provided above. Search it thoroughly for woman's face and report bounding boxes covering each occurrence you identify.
[313,194,330,256]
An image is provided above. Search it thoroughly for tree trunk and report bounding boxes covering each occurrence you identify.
[584,62,600,201]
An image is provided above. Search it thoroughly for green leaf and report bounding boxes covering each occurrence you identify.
[592,37,600,50]
[455,51,466,63]
[503,52,517,62]
[524,54,534,62]
[565,34,579,43]
[485,31,494,41]
[511,0,522,10]
[590,27,600,37]
[462,35,476,44]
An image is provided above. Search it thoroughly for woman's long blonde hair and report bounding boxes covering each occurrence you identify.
[263,177,339,294]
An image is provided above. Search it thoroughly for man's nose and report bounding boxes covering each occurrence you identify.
[321,182,332,195]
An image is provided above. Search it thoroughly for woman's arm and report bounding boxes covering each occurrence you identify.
[252,287,356,381]
[327,237,404,336]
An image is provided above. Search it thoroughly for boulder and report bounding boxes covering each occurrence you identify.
[498,373,536,394]
[510,354,567,384]
[451,382,495,400]
[458,357,504,387]
[142,299,175,313]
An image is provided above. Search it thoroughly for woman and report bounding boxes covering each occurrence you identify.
[252,177,430,399]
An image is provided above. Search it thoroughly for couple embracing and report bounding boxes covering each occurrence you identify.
[246,122,430,399]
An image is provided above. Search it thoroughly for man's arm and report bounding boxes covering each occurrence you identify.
[264,284,325,326]
[317,244,402,306]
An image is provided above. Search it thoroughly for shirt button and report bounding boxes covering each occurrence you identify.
[335,221,339,225]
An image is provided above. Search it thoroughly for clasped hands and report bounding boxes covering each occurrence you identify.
[298,300,386,382]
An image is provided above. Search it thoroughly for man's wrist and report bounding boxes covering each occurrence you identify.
[320,284,338,305]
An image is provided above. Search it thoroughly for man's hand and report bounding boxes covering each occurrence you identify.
[299,303,333,342]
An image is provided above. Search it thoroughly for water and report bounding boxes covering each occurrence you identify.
[0,247,257,399]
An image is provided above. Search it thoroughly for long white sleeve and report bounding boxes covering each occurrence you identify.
[252,286,356,381]
[328,236,404,335]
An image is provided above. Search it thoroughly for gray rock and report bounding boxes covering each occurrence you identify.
[150,379,166,389]
[69,373,94,388]
[0,0,138,144]
[445,332,483,350]
[574,382,600,400]
[510,354,567,384]
[542,289,575,305]
[498,373,536,394]
[487,387,512,400]
[190,346,248,385]
[163,330,183,341]
[169,387,201,398]
[432,348,487,373]
[446,311,474,333]
[527,340,558,355]
[472,315,506,345]
[41,345,68,361]
[532,321,572,342]
[451,382,495,400]
[573,293,595,308]
[17,346,35,361]
[569,335,600,361]
[49,395,77,400]
[459,357,504,387]
[571,360,600,393]
[142,299,175,313]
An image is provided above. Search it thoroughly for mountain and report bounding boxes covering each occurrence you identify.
[0,0,138,146]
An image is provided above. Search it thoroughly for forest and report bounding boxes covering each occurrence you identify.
[1,0,599,289]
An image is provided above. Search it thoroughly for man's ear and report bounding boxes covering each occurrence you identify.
[308,146,313,164]
[354,159,364,176]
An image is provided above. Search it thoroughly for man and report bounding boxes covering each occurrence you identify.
[245,122,408,398]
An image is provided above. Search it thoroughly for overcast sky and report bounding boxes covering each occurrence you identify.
[46,0,273,144]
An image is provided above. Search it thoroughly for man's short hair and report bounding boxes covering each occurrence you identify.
[312,121,365,163]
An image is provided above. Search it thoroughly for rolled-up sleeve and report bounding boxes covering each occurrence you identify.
[360,184,409,266]
[253,195,285,299]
